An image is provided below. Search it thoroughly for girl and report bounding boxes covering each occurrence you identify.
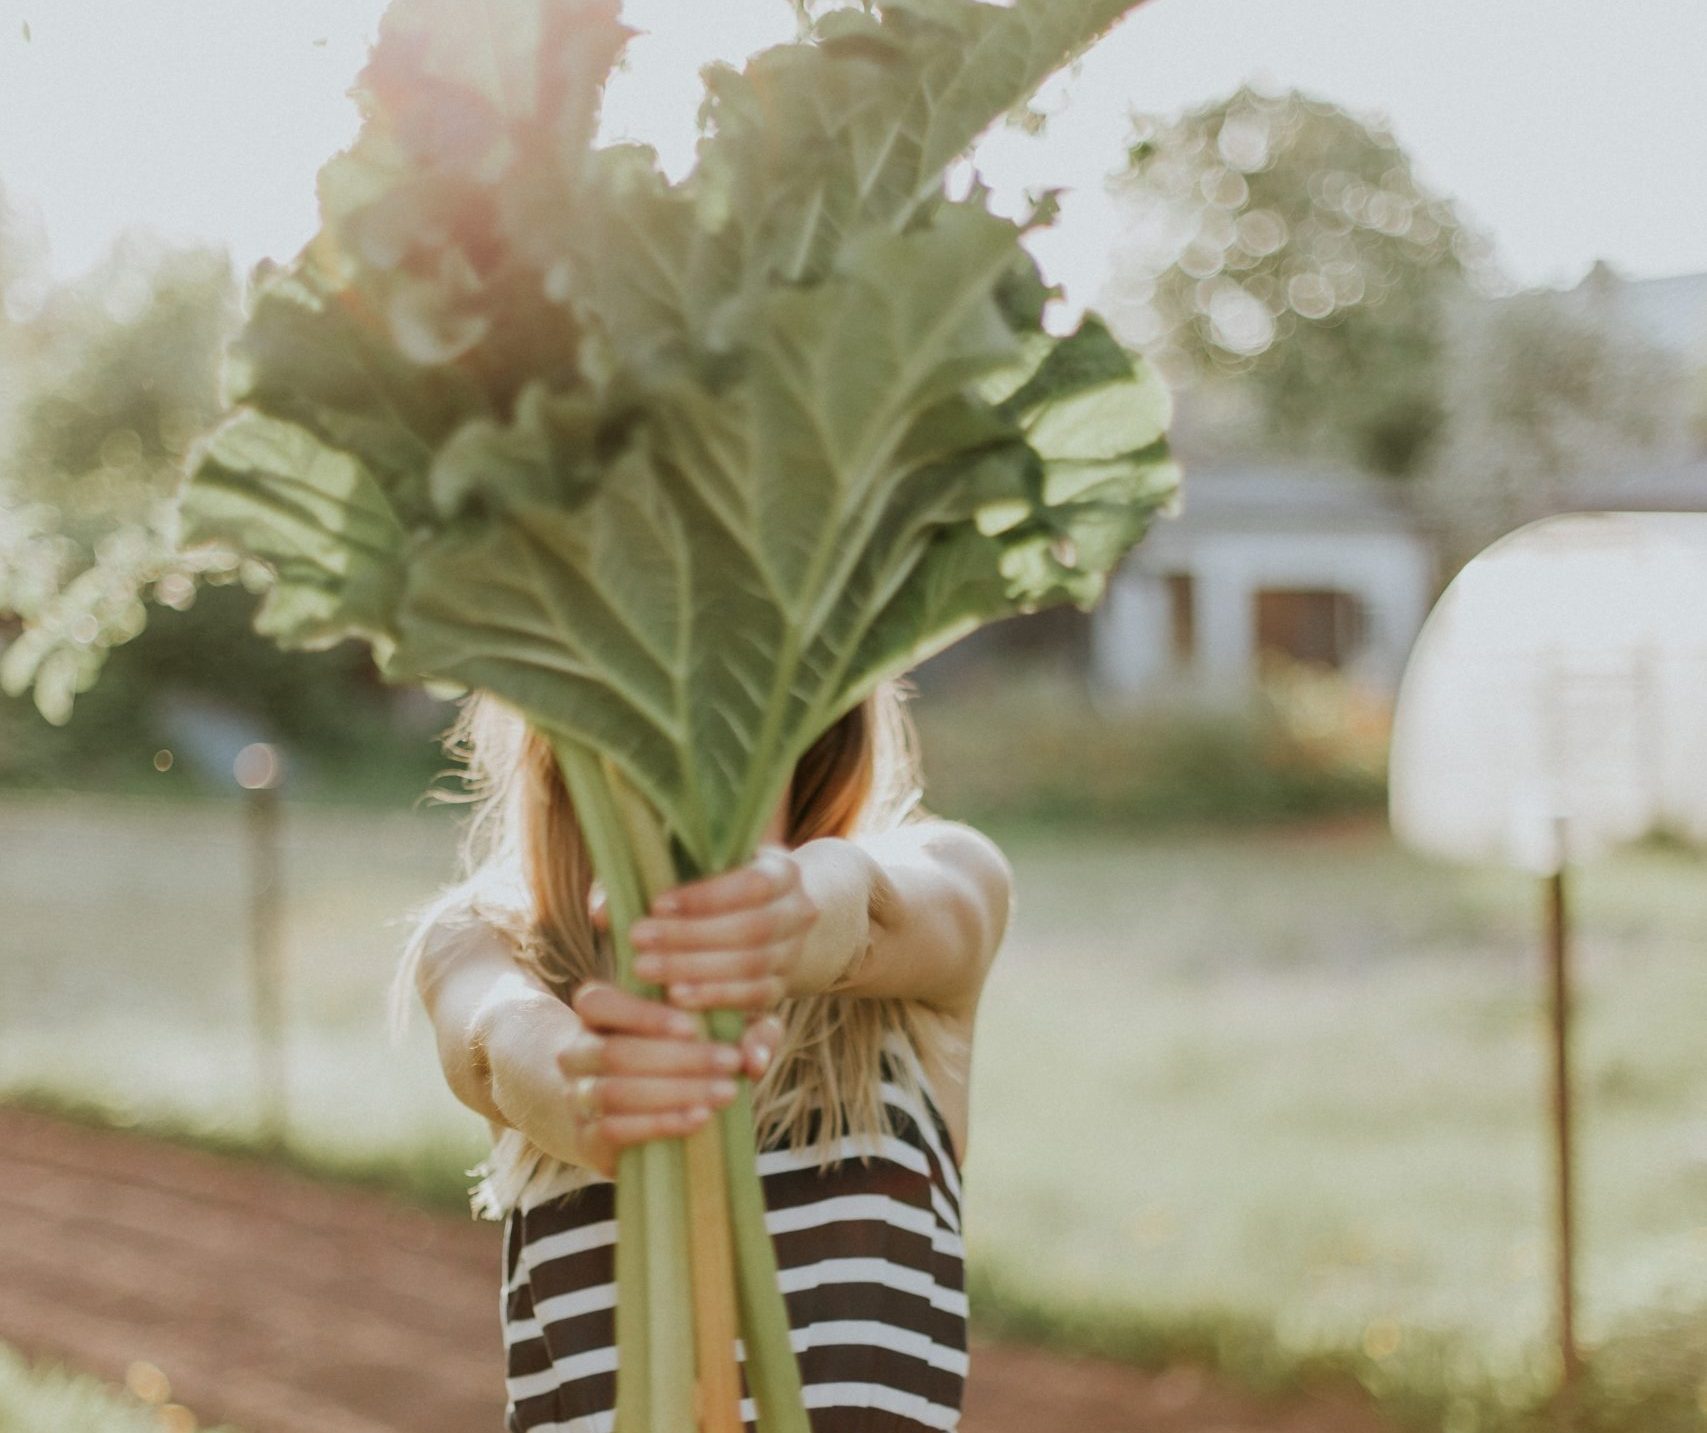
[402,680,1013,1432]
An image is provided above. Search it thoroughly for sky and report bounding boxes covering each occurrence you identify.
[1,0,1704,316]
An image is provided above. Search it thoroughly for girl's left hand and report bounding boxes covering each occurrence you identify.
[621,847,819,1012]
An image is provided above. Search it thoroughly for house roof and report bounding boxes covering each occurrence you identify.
[1159,462,1422,533]
[1147,454,1707,545]
[1564,457,1707,513]
[1599,269,1707,359]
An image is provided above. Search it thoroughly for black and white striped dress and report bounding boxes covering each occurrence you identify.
[500,1032,968,1432]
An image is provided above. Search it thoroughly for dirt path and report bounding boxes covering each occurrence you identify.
[0,1108,1397,1433]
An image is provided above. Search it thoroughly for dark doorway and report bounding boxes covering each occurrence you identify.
[1165,572,1195,668]
[1254,588,1366,669]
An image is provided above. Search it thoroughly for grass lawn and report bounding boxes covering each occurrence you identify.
[4,793,1707,1416]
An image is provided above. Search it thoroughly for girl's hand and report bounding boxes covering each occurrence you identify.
[556,980,782,1179]
[616,848,821,1013]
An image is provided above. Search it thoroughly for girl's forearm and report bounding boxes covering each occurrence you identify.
[417,919,597,1166]
[791,823,1011,1013]
[481,995,610,1170]
[786,837,882,998]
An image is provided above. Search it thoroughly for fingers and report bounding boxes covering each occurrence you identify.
[558,1033,743,1080]
[563,974,778,1185]
[648,847,799,918]
[631,896,813,958]
[571,981,700,1039]
[662,976,787,1012]
[557,985,742,1165]
[626,851,815,1016]
[599,1108,712,1149]
[561,981,746,1162]
[633,939,793,991]
[628,891,813,1012]
[592,1074,739,1113]
[741,1015,784,1083]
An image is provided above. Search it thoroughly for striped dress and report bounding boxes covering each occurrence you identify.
[501,1032,968,1432]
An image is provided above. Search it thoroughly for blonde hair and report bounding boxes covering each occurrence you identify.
[394,680,955,1201]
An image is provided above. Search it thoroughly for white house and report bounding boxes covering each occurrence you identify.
[1091,455,1707,703]
[1092,463,1436,699]
[1090,266,1707,703]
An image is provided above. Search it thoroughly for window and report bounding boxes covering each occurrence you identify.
[1165,572,1195,666]
[1253,588,1367,669]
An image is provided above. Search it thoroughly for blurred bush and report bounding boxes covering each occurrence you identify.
[913,657,1389,831]
[0,581,447,801]
[0,235,241,722]
[0,1341,225,1433]
[0,209,454,800]
[1517,1311,1707,1433]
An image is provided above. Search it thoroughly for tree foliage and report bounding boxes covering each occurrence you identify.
[1418,267,1696,565]
[1105,84,1497,478]
[0,238,241,723]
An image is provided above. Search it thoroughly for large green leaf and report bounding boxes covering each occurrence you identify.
[385,201,1172,867]
[390,205,1022,861]
[693,0,1147,282]
[842,325,1178,706]
[276,0,627,423]
[178,0,1175,864]
[182,412,407,653]
[229,271,485,525]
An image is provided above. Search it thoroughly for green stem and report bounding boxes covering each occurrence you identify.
[554,737,695,1432]
[640,1135,693,1426]
[613,1144,650,1433]
[556,736,811,1432]
[720,1084,811,1433]
[600,755,810,1432]
[606,758,744,1432]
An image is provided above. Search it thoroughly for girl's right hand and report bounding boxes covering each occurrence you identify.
[557,982,779,1178]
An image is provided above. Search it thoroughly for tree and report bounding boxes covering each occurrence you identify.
[0,183,48,332]
[0,185,49,461]
[1103,84,1501,478]
[0,236,241,722]
[1417,264,1694,567]
[0,231,435,786]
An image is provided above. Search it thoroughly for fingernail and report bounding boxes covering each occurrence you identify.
[635,956,664,979]
[672,985,702,1006]
[753,1044,773,1073]
[667,1012,699,1038]
[654,893,680,914]
[630,921,658,945]
[687,1105,710,1124]
[712,1080,737,1102]
[713,1046,742,1072]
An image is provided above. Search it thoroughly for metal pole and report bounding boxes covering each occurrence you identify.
[240,746,287,1148]
[1544,861,1580,1390]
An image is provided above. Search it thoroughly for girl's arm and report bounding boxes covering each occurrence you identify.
[414,917,773,1178]
[414,816,1010,1171]
[414,916,562,1129]
[629,818,1014,1018]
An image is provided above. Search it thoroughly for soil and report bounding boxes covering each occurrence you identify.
[0,1107,1399,1433]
